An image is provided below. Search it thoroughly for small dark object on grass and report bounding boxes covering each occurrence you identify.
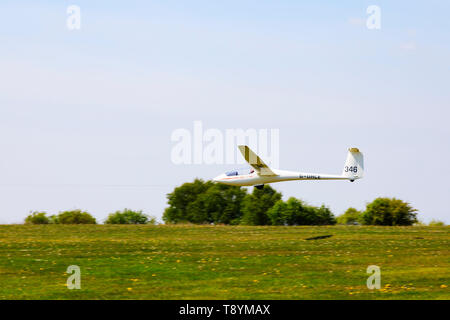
[414,237,424,239]
[305,235,333,240]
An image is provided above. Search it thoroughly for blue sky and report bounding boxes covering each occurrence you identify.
[0,1,449,223]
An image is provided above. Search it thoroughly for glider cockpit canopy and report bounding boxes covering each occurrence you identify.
[225,168,255,176]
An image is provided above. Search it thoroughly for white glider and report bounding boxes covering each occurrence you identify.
[213,145,364,189]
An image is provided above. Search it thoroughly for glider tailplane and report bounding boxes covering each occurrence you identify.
[342,148,364,180]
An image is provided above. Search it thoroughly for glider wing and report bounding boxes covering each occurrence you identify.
[238,145,277,176]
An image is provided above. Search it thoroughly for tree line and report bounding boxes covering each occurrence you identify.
[162,179,421,226]
[24,209,156,225]
[162,179,336,225]
[24,179,435,226]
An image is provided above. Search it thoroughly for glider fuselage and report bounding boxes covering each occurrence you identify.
[214,169,352,187]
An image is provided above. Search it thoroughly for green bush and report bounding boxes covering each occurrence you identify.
[163,179,214,223]
[337,207,363,225]
[361,198,418,226]
[147,216,157,225]
[105,209,155,224]
[163,179,247,224]
[267,198,336,226]
[186,184,247,225]
[315,205,337,225]
[24,211,50,225]
[240,185,282,225]
[49,215,59,224]
[57,210,96,224]
[428,220,446,226]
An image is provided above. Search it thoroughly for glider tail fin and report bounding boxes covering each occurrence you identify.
[342,148,364,179]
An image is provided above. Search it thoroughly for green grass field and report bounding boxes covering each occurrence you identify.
[0,224,448,299]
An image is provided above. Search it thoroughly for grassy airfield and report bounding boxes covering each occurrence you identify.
[0,224,448,300]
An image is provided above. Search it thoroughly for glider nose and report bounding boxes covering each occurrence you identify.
[213,174,224,182]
